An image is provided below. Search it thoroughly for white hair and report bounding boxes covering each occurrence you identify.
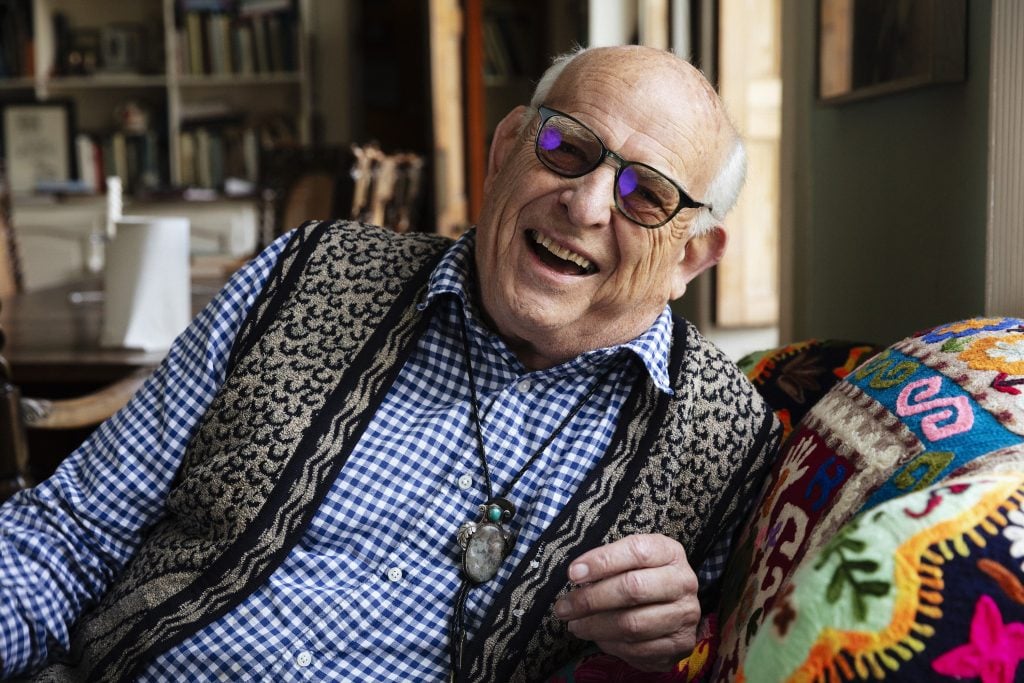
[526,46,747,236]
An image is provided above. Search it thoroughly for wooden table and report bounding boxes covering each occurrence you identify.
[1,278,223,389]
[1,277,225,479]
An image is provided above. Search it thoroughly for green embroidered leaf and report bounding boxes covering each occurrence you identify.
[840,537,866,553]
[942,337,968,353]
[844,560,880,574]
[853,593,868,621]
[826,568,845,603]
[859,581,891,597]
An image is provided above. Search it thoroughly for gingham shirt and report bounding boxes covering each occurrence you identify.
[0,230,732,680]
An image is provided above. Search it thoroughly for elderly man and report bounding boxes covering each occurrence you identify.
[0,45,777,682]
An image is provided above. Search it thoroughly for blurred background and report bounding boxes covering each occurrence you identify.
[0,0,1019,356]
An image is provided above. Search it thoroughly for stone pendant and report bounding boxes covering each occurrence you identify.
[456,498,517,584]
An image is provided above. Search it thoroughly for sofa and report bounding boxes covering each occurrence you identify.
[551,316,1024,682]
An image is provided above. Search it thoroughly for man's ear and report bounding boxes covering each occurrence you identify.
[485,105,530,183]
[669,225,727,300]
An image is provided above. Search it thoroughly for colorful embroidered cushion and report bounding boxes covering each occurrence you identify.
[739,340,882,441]
[740,474,1024,682]
[712,317,1024,681]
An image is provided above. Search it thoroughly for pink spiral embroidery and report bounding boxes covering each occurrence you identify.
[896,377,974,441]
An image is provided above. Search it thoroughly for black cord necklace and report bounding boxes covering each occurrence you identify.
[449,310,615,677]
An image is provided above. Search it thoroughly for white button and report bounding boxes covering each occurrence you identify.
[295,651,312,667]
[387,567,403,582]
[529,560,540,570]
[516,379,533,393]
[457,474,473,490]
[512,608,525,618]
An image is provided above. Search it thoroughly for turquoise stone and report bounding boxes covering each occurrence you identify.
[487,505,502,522]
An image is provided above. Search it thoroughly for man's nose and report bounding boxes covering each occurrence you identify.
[560,165,615,228]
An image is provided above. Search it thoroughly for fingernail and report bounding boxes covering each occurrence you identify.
[569,563,589,583]
[554,598,570,619]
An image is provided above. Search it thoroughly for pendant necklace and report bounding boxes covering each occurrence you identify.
[449,310,615,676]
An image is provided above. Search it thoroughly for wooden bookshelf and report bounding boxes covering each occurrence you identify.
[0,0,312,195]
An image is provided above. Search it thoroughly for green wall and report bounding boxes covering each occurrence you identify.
[788,0,992,346]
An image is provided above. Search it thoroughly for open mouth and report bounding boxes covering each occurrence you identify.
[526,230,598,276]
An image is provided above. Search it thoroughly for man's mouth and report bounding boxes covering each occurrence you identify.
[526,230,598,276]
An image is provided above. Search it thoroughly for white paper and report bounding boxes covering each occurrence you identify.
[101,216,191,351]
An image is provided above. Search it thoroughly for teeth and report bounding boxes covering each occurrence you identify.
[532,232,595,273]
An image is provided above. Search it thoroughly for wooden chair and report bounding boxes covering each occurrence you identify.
[349,144,425,233]
[258,145,356,246]
[0,313,148,502]
[0,161,23,298]
[258,143,426,245]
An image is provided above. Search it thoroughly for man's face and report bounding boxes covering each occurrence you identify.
[474,48,729,370]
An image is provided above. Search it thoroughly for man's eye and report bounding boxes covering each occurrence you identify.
[556,141,586,158]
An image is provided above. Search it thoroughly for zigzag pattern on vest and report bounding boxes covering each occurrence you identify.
[35,221,450,682]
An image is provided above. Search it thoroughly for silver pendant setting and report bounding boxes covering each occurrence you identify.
[456,498,516,584]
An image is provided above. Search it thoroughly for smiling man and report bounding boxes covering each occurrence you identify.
[0,46,778,682]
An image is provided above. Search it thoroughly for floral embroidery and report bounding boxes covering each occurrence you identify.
[990,339,1024,363]
[959,334,1024,375]
[931,594,1024,683]
[1004,506,1024,574]
[921,318,1020,343]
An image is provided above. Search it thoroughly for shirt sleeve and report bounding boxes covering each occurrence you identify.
[0,232,292,677]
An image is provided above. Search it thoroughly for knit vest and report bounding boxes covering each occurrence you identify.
[34,220,778,682]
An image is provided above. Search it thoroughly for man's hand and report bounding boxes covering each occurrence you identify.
[552,533,700,672]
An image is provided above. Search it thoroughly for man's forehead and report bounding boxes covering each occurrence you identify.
[545,52,725,189]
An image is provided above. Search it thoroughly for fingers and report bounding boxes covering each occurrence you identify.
[566,533,688,584]
[552,534,702,672]
[565,600,699,643]
[554,564,693,621]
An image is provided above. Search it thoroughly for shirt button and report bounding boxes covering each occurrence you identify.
[512,608,525,618]
[387,567,403,582]
[529,560,540,570]
[457,474,473,490]
[516,379,533,393]
[296,651,312,667]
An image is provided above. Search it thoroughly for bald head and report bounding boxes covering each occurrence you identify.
[529,46,745,235]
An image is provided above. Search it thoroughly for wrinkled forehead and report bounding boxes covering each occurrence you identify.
[543,48,730,195]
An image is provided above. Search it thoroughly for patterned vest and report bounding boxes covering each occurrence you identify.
[34,221,778,682]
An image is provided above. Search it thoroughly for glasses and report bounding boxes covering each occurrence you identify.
[534,106,707,229]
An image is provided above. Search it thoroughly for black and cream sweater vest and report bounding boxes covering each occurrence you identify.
[35,220,779,682]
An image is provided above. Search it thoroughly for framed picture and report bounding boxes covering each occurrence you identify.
[818,0,966,104]
[0,101,77,194]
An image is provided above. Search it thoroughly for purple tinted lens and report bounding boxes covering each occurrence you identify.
[618,166,638,197]
[539,126,562,151]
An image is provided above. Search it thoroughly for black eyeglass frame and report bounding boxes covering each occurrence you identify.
[534,105,708,229]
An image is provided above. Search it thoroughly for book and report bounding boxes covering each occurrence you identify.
[251,15,269,73]
[185,12,206,74]
[234,22,254,75]
[179,130,196,186]
[195,127,212,188]
[76,133,99,193]
[266,13,283,72]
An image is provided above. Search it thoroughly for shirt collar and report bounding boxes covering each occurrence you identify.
[419,230,675,395]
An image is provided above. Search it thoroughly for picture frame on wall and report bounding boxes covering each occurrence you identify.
[0,101,77,195]
[818,0,966,104]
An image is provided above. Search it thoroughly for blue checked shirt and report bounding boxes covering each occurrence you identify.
[0,229,733,680]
